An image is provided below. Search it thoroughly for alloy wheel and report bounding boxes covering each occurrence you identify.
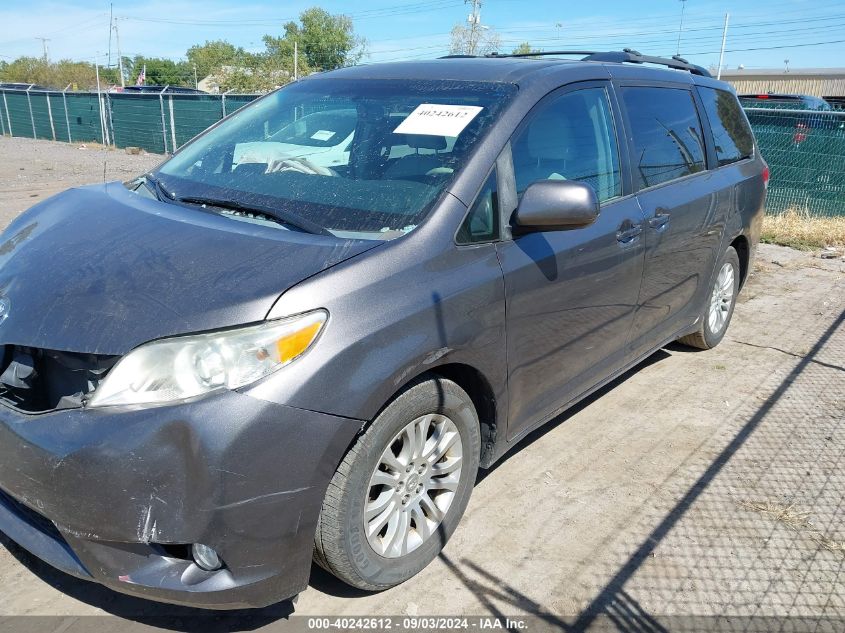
[708,262,735,334]
[364,414,463,558]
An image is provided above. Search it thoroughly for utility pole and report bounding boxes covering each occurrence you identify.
[35,37,50,62]
[108,2,113,67]
[193,64,198,89]
[113,17,125,87]
[294,40,299,81]
[95,56,106,145]
[676,0,688,56]
[466,0,482,56]
[717,13,729,80]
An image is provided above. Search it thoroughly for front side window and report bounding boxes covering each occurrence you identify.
[698,87,754,166]
[511,87,622,203]
[156,79,516,240]
[457,170,498,244]
[622,87,706,189]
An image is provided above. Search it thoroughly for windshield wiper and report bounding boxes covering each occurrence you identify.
[175,195,334,236]
[143,173,176,202]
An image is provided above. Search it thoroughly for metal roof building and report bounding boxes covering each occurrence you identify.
[719,67,845,99]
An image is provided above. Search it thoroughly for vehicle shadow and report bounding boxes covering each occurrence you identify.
[476,348,672,484]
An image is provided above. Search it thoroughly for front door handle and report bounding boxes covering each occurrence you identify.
[648,211,670,231]
[616,223,643,244]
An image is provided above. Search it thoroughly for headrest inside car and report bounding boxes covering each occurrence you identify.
[403,134,448,151]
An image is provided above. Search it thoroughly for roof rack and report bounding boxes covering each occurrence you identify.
[582,49,711,78]
[441,48,712,78]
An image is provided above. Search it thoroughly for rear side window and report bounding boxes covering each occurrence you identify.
[622,87,706,189]
[698,87,754,166]
[511,87,621,203]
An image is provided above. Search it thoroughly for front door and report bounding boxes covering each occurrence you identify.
[496,83,646,441]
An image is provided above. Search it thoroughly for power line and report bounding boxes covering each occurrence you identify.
[679,38,845,56]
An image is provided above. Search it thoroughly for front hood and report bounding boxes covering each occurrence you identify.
[0,183,378,355]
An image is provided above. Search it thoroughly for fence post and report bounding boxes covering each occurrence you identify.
[222,89,233,118]
[45,91,56,141]
[62,84,72,143]
[159,86,169,154]
[2,91,11,136]
[25,84,36,138]
[0,92,5,136]
[168,94,177,152]
[106,93,116,147]
[102,93,112,146]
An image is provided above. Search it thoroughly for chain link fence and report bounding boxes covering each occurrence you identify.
[1,87,844,216]
[744,107,845,216]
[0,87,258,155]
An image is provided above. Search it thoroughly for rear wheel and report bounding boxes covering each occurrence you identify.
[314,377,480,591]
[678,246,740,350]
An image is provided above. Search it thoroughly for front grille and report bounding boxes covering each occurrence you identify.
[0,345,118,413]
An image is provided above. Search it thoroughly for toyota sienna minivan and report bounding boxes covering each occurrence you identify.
[0,50,766,609]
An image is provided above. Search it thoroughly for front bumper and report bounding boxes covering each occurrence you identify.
[0,390,362,609]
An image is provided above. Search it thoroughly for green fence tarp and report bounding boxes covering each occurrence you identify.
[109,93,169,153]
[2,91,33,138]
[66,93,105,143]
[746,108,845,217]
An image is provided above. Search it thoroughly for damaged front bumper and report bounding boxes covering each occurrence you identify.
[0,389,362,609]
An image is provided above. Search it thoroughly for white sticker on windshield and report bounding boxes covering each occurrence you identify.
[311,129,336,141]
[393,104,484,137]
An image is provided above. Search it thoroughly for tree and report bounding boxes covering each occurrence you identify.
[216,53,289,93]
[186,40,247,80]
[129,56,193,87]
[268,7,365,72]
[512,42,540,55]
[0,57,51,85]
[0,56,114,89]
[449,24,501,56]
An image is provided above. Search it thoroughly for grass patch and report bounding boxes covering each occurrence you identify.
[738,500,845,558]
[762,208,845,250]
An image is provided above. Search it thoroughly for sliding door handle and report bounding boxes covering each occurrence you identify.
[616,224,643,244]
[648,211,670,231]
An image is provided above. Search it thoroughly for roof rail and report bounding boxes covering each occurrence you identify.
[440,48,712,78]
[582,48,712,77]
[488,50,599,58]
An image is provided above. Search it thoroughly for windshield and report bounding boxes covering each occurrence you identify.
[156,78,517,239]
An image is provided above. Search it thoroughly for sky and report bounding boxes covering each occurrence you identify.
[1,0,843,76]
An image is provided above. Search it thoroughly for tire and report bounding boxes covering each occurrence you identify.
[314,376,480,591]
[678,246,741,350]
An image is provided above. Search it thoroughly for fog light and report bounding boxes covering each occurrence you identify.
[191,543,222,571]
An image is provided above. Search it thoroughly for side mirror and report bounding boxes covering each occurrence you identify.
[513,180,600,232]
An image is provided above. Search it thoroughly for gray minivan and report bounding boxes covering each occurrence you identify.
[0,50,766,609]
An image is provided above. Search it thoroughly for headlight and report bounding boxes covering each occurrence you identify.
[87,310,327,408]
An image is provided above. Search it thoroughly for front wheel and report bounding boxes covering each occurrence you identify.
[314,377,480,591]
[678,246,741,350]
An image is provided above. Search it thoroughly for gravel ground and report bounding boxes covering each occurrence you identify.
[0,136,843,632]
[0,136,162,228]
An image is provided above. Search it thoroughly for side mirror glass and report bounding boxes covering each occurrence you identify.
[513,180,600,232]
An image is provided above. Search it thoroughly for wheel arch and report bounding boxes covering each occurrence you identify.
[730,233,751,290]
[428,363,499,468]
[350,363,501,470]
